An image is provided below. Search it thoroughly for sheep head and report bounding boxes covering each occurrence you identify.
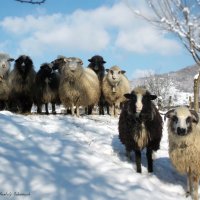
[106,66,126,87]
[124,87,157,115]
[52,57,83,74]
[88,55,106,72]
[165,106,199,136]
[14,55,33,76]
[0,53,14,78]
[37,63,54,80]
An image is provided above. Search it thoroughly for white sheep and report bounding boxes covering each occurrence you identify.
[0,53,14,110]
[102,65,130,117]
[52,57,100,117]
[165,106,200,200]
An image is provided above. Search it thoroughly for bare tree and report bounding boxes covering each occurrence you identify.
[125,0,200,111]
[143,72,173,109]
[15,0,46,4]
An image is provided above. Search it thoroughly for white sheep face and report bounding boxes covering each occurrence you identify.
[166,107,199,136]
[0,58,12,78]
[66,57,83,72]
[107,66,125,85]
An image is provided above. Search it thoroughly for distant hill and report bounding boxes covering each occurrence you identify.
[132,64,200,93]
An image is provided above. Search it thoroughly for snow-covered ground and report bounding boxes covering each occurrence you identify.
[0,110,191,200]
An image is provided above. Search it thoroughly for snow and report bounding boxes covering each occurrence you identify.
[194,73,199,80]
[0,110,191,200]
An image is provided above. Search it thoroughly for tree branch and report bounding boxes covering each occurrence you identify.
[15,0,46,4]
[125,0,200,65]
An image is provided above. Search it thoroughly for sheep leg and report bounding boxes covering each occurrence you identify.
[76,106,80,117]
[71,103,75,116]
[106,102,110,115]
[99,95,104,115]
[88,105,93,115]
[146,148,153,173]
[37,104,42,114]
[52,103,56,114]
[114,103,120,117]
[45,103,49,115]
[186,171,193,197]
[135,150,142,173]
[192,175,199,200]
[126,150,131,161]
[110,105,114,117]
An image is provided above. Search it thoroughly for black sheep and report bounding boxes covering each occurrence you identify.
[8,55,36,113]
[34,63,60,114]
[88,55,109,115]
[118,86,163,173]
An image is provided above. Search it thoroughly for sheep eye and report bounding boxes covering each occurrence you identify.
[142,95,149,102]
[172,116,178,123]
[186,116,192,124]
[110,70,113,75]
[118,71,121,74]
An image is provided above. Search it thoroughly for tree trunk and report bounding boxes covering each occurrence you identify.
[194,72,200,112]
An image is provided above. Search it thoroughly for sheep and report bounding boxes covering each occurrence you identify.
[88,55,106,81]
[34,63,60,114]
[87,55,109,115]
[8,55,36,113]
[0,53,14,110]
[102,65,130,117]
[118,86,163,173]
[51,57,100,117]
[165,106,200,200]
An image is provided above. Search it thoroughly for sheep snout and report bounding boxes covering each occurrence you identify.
[177,127,187,136]
[136,94,143,113]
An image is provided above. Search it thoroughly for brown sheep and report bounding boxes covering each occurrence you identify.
[102,66,130,117]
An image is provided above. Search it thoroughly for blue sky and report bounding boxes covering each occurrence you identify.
[0,0,195,79]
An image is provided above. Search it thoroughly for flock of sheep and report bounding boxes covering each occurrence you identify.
[0,53,130,116]
[1,53,200,199]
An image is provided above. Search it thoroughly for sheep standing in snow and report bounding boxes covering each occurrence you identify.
[102,66,130,117]
[34,63,60,114]
[52,57,100,117]
[165,106,200,200]
[8,55,36,113]
[118,86,163,173]
[88,55,109,115]
[0,53,14,110]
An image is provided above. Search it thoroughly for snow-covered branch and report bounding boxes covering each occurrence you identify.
[125,0,200,65]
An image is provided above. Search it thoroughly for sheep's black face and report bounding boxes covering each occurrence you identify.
[15,55,33,75]
[165,107,199,136]
[40,64,53,78]
[88,55,106,72]
[124,91,157,114]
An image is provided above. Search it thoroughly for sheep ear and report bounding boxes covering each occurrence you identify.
[64,58,68,63]
[124,93,132,99]
[106,69,109,72]
[164,109,175,121]
[190,110,199,124]
[49,63,54,68]
[150,95,157,100]
[88,59,92,62]
[103,60,106,64]
[121,70,126,74]
[7,58,15,62]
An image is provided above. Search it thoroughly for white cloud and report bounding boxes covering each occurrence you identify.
[115,26,181,55]
[0,1,182,56]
